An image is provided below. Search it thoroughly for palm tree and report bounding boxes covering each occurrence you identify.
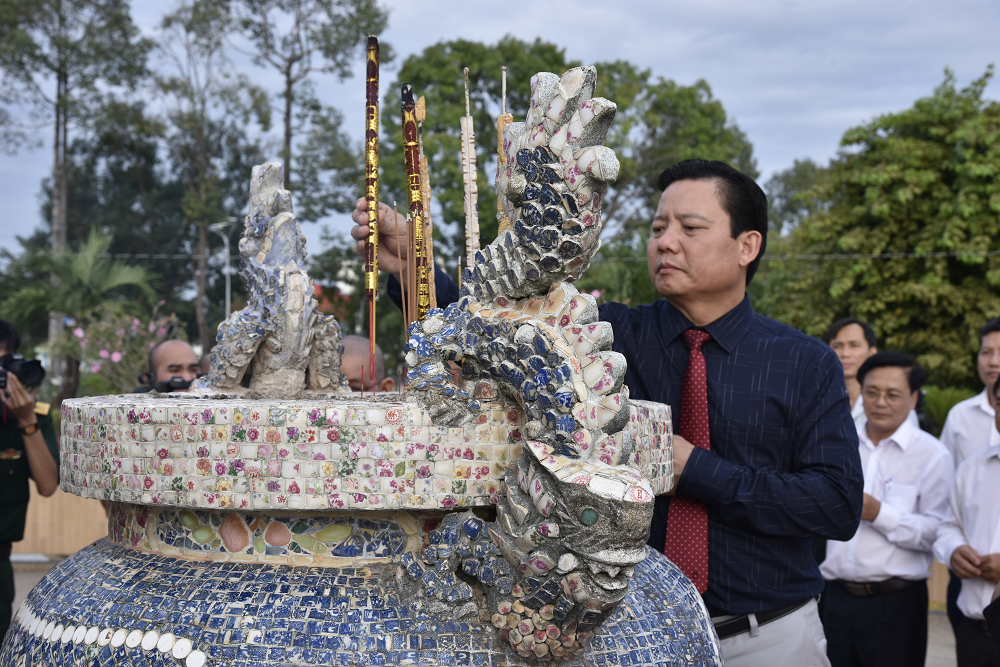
[2,230,156,405]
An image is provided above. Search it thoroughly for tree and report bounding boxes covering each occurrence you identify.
[232,0,390,209]
[22,100,195,310]
[157,0,270,353]
[770,67,1000,388]
[749,158,828,311]
[0,230,155,404]
[0,0,151,349]
[764,158,827,235]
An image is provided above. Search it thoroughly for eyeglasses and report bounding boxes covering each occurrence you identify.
[862,388,912,405]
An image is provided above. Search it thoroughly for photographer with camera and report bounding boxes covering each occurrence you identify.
[0,319,59,641]
[134,339,200,393]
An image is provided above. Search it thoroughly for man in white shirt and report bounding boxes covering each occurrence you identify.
[824,318,878,425]
[824,318,919,429]
[940,318,1000,466]
[938,317,1000,633]
[821,352,954,667]
[934,376,1000,667]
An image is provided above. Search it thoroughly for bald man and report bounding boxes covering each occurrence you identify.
[135,339,200,393]
[341,335,395,393]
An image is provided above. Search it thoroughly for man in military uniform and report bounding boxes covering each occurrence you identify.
[0,320,59,640]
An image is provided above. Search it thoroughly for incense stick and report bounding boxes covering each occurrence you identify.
[496,65,514,235]
[363,35,380,366]
[415,94,437,309]
[401,84,430,321]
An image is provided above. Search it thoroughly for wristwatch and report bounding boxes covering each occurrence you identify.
[19,422,39,436]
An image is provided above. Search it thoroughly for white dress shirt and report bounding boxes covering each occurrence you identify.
[933,445,1000,619]
[939,389,999,467]
[821,417,954,583]
[852,394,919,429]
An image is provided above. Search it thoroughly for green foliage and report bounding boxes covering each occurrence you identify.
[0,0,151,151]
[769,67,1000,388]
[575,235,661,307]
[922,385,977,436]
[764,158,827,235]
[293,85,365,222]
[157,0,270,351]
[232,0,391,212]
[1,230,155,326]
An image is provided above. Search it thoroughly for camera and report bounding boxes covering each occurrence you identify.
[134,371,192,393]
[0,354,46,389]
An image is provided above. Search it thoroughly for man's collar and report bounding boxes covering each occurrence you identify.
[858,415,915,451]
[986,445,1000,462]
[660,294,755,353]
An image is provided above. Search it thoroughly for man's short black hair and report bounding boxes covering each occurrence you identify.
[823,317,878,348]
[0,319,21,355]
[857,351,928,393]
[657,159,768,284]
[981,317,1000,345]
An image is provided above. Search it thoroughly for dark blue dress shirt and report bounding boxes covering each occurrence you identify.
[391,268,863,615]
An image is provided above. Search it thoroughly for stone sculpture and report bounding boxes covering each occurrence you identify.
[0,65,722,667]
[194,163,348,396]
[399,67,660,658]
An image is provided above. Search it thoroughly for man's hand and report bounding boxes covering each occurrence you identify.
[979,553,1000,584]
[952,544,984,579]
[0,373,38,428]
[666,435,695,496]
[861,493,881,522]
[350,198,408,278]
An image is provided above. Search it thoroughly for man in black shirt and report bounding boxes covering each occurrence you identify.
[352,159,862,666]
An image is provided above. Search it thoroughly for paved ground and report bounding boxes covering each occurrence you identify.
[12,564,958,666]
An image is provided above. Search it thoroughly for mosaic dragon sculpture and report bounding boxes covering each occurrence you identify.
[398,66,656,661]
[193,164,349,396]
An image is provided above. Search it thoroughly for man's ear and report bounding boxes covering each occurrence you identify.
[737,230,763,268]
[379,377,395,393]
[909,391,919,411]
[869,346,878,357]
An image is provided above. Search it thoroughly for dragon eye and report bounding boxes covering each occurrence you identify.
[580,508,599,526]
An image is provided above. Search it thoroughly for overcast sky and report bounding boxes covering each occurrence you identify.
[1,0,997,257]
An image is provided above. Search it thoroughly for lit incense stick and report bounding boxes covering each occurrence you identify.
[460,67,480,267]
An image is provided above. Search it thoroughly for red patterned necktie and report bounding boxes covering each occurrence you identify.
[664,328,712,593]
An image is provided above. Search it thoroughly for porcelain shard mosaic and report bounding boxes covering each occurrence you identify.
[1,538,721,666]
[58,397,670,511]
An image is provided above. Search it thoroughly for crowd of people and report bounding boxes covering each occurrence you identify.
[0,158,997,666]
